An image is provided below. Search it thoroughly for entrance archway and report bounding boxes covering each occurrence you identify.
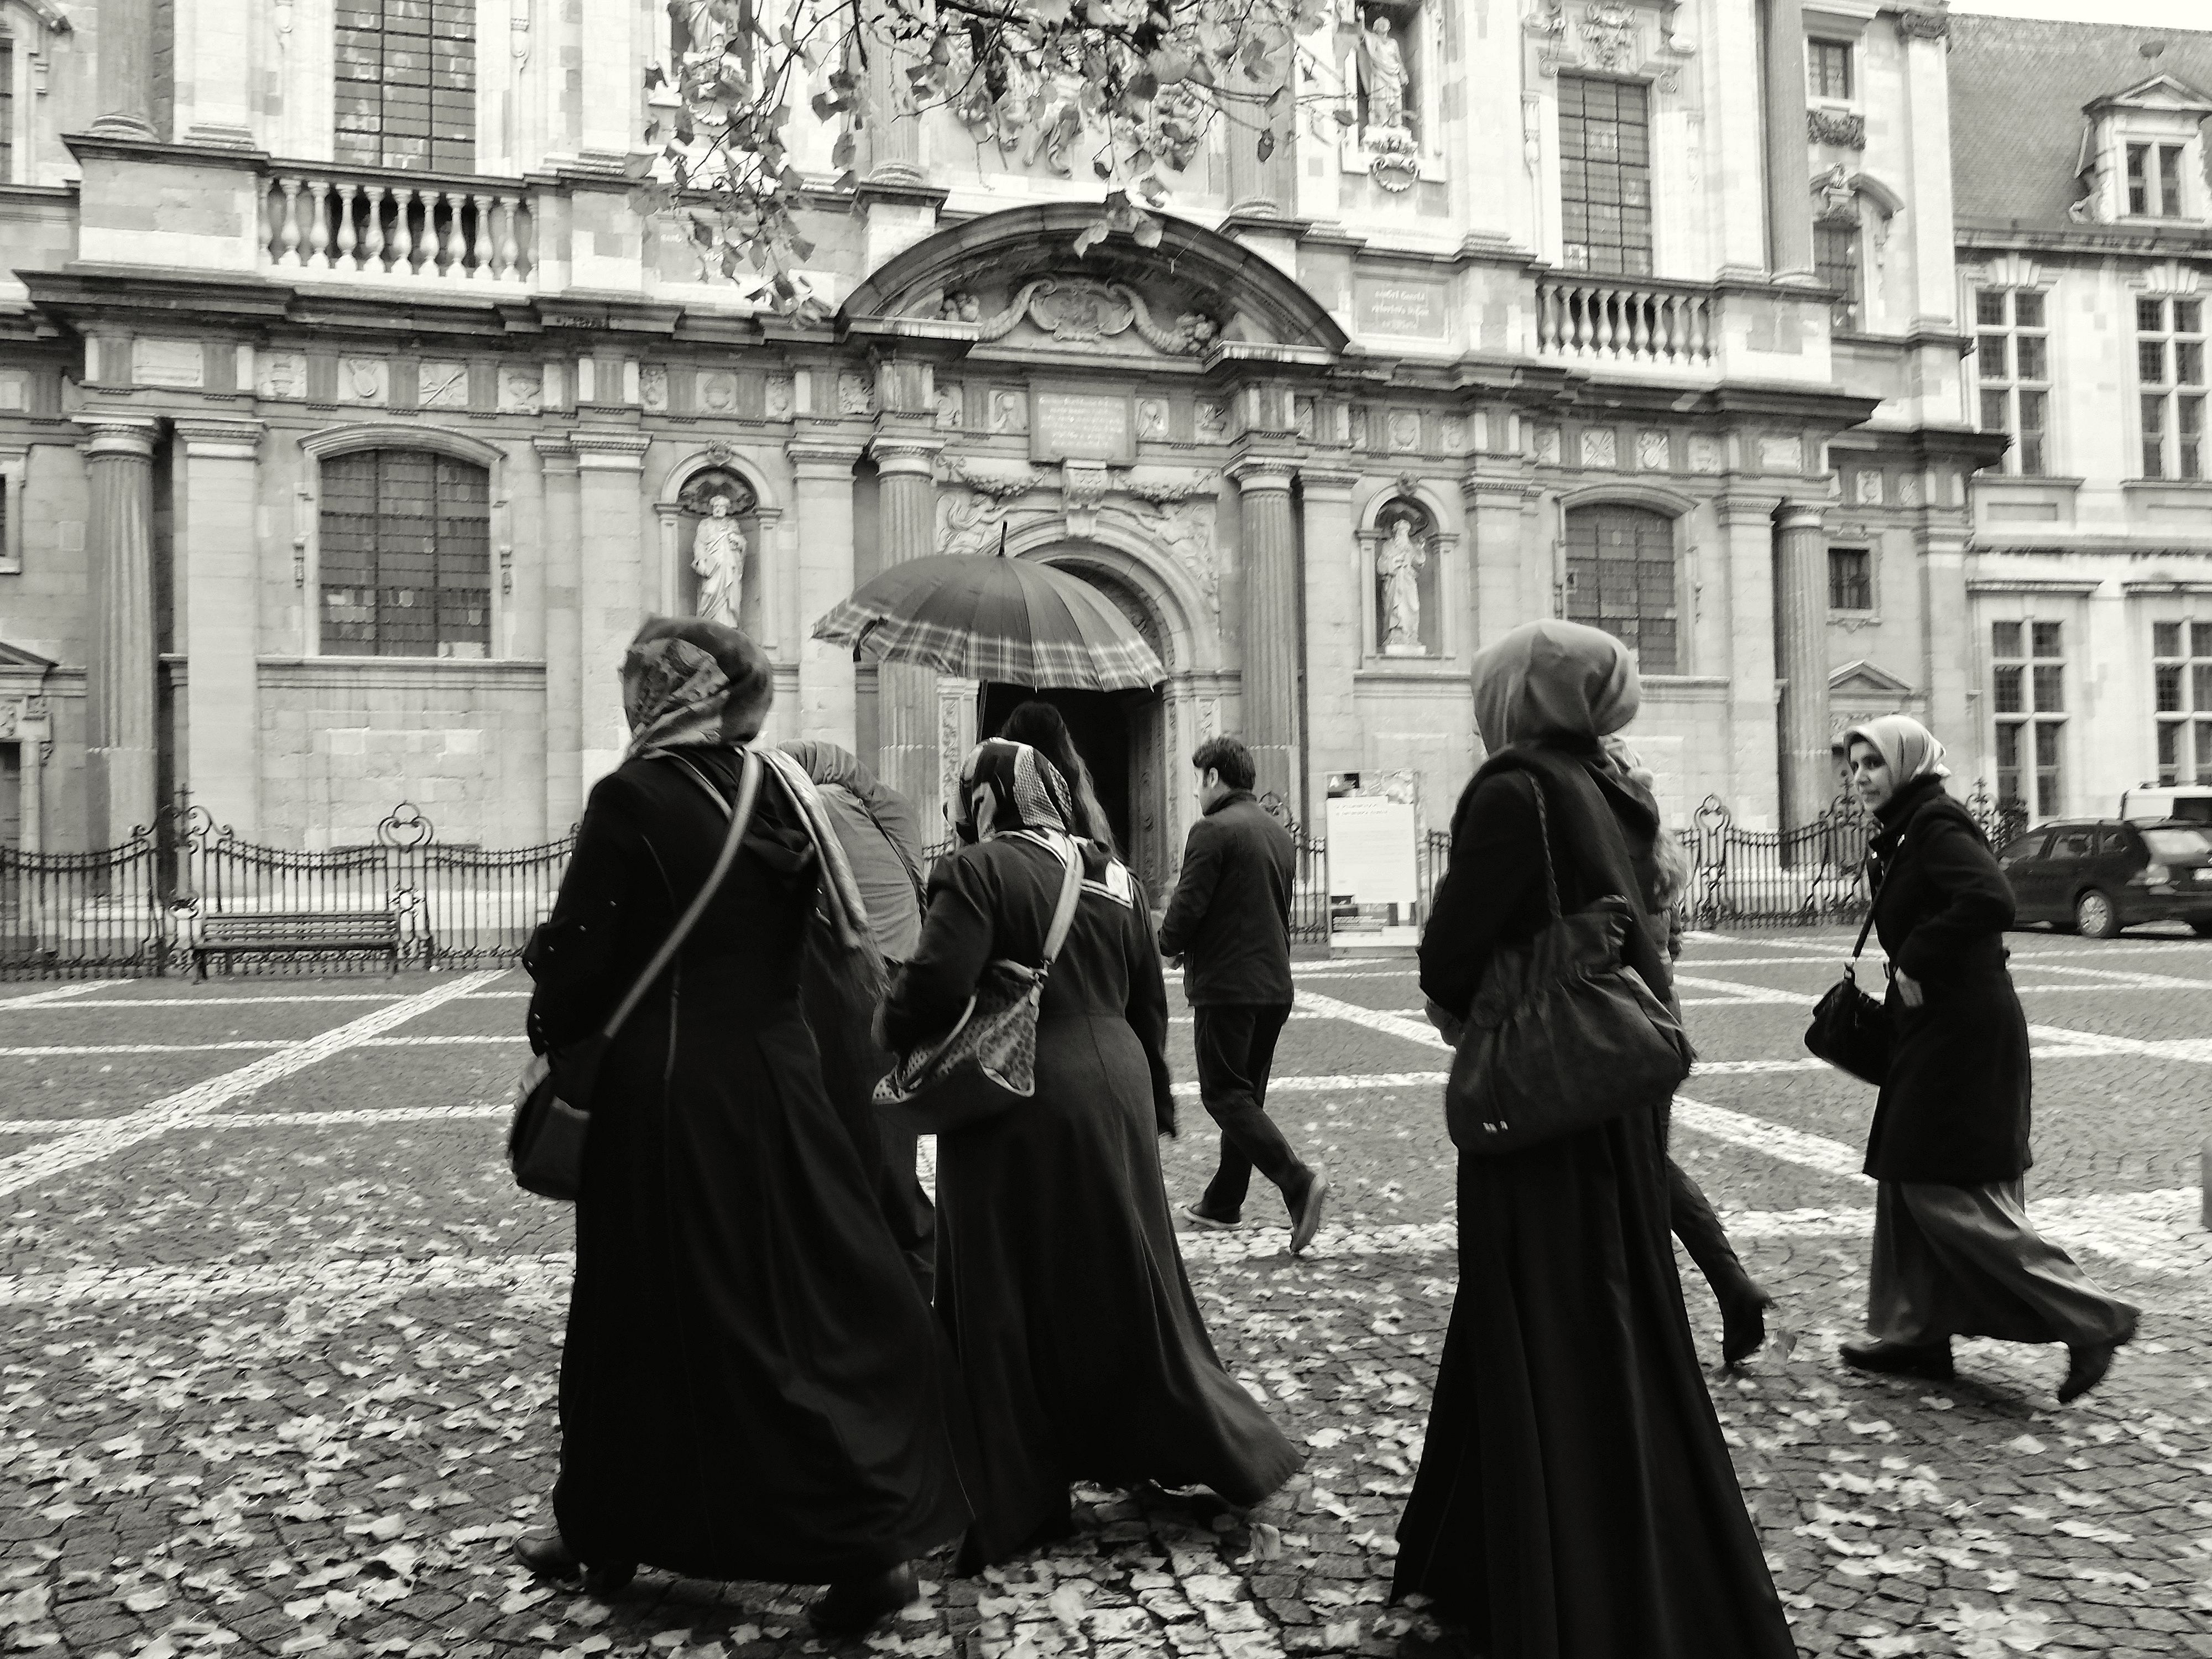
[976,561,1172,901]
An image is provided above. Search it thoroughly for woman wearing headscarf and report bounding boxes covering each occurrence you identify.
[997,699,1120,856]
[515,618,968,1635]
[882,739,1300,1572]
[1394,620,1796,1659]
[1838,715,2136,1402]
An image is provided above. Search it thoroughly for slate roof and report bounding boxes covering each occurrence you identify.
[1950,13,2212,229]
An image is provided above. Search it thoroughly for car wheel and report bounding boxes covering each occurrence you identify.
[2074,889,2121,940]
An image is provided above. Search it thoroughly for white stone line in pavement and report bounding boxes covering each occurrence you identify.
[1292,990,1451,1051]
[0,981,130,1009]
[7,1188,2203,1313]
[0,971,506,1198]
[0,1034,530,1057]
[1671,1095,1869,1183]
[0,989,529,1013]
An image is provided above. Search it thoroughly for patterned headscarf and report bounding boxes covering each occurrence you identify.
[953,739,1075,844]
[620,617,773,760]
[1844,714,1950,785]
[1470,619,1641,749]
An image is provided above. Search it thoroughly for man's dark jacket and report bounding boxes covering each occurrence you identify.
[1157,789,1296,1006]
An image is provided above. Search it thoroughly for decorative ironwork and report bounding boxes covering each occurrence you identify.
[2,803,576,979]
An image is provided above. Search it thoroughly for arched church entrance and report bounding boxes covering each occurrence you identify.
[975,559,1172,903]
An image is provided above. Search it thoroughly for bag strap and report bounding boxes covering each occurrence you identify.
[1526,778,1564,921]
[1849,823,1911,963]
[1036,834,1086,973]
[596,749,761,1042]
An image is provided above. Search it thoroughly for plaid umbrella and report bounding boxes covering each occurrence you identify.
[812,552,1166,691]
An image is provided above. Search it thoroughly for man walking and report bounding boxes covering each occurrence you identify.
[1157,736,1329,1254]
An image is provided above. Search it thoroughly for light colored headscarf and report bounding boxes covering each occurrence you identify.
[619,616,773,760]
[1471,620,1641,749]
[1843,714,1950,784]
[953,739,1075,844]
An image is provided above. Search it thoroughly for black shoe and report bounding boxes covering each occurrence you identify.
[807,1564,917,1639]
[512,1532,580,1580]
[1289,1169,1330,1256]
[582,1561,635,1599]
[1839,1338,1954,1381]
[1181,1202,1241,1231]
[1721,1285,1775,1368]
[2058,1337,2125,1404]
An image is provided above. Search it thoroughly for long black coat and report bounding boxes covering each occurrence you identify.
[885,835,1300,1571]
[1861,775,2033,1186]
[1397,743,1794,1659]
[1156,790,1296,1006]
[525,749,968,1582]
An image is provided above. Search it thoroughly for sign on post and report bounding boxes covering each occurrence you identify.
[1325,771,1420,948]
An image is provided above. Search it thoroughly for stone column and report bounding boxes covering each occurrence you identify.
[862,0,924,184]
[1717,491,1785,830]
[1300,468,1360,811]
[872,432,942,822]
[1228,458,1302,810]
[789,440,863,752]
[1898,11,1958,330]
[570,431,650,794]
[91,0,156,138]
[537,437,584,831]
[1762,0,1815,281]
[75,415,161,848]
[175,418,264,834]
[1773,499,1833,829]
[1225,61,1294,219]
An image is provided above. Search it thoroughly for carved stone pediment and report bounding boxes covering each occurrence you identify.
[926,274,1224,360]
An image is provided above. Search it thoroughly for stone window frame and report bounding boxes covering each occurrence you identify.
[1971,284,2053,478]
[1556,482,1694,677]
[1989,614,2069,818]
[2133,290,2208,482]
[1827,543,1874,614]
[2150,615,2212,786]
[296,422,510,659]
[0,0,70,187]
[0,443,24,575]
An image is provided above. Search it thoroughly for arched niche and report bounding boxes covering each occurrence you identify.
[653,453,778,642]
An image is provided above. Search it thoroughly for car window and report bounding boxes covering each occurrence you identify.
[2094,827,2136,857]
[2051,830,2095,858]
[1998,832,2050,867]
[2144,827,2212,860]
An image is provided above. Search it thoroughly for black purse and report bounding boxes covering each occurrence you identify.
[1804,870,1891,1087]
[507,750,762,1200]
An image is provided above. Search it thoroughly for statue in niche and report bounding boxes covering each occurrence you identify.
[691,495,748,627]
[1359,14,1410,135]
[1376,514,1429,655]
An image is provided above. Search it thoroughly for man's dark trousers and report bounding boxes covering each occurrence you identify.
[1194,1003,1302,1219]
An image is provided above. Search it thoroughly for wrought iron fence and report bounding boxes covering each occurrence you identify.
[0,804,575,979]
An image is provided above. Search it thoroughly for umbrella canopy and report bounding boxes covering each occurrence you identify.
[812,552,1166,691]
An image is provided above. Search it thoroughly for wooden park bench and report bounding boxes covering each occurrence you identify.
[192,910,406,978]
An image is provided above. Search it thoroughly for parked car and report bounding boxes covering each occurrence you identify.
[1996,818,2212,938]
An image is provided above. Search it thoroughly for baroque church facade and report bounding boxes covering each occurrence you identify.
[1,0,1991,898]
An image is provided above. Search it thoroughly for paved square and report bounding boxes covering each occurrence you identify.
[3,932,2209,1659]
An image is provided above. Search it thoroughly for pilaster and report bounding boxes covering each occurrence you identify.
[1762,0,1816,283]
[73,414,161,849]
[789,440,864,754]
[1227,456,1302,811]
[179,0,257,144]
[175,417,265,835]
[1462,469,1538,651]
[569,430,650,794]
[90,0,156,138]
[1715,489,1786,830]
[871,430,944,826]
[1773,498,1832,828]
[536,436,584,830]
[1300,468,1360,813]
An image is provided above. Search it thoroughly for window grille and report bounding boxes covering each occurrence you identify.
[1564,505,1677,674]
[1992,619,2065,816]
[320,450,492,658]
[1558,76,1653,278]
[335,0,476,172]
[1974,289,2050,476]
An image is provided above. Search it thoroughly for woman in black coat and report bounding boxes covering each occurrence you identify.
[514,618,968,1635]
[1837,716,2137,1404]
[882,739,1300,1572]
[1394,621,1795,1659]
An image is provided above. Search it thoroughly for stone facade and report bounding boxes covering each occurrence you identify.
[0,0,1997,888]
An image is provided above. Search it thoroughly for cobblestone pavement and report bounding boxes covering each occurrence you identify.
[3,928,2210,1659]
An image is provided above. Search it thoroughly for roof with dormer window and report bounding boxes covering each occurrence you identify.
[1951,15,2212,230]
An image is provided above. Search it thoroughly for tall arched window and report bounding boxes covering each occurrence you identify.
[320,450,491,657]
[1563,504,1678,674]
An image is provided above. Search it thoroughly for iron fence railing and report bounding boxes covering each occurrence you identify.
[1,804,574,979]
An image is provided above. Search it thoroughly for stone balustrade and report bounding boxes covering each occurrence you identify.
[1533,276,1717,370]
[259,169,535,283]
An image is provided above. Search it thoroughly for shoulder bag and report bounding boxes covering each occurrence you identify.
[1803,862,1892,1087]
[874,831,1086,1136]
[1444,778,1697,1156]
[507,749,763,1200]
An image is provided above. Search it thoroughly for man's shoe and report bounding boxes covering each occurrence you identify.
[1839,1338,1954,1381]
[512,1532,580,1580]
[1288,1170,1330,1256]
[1181,1203,1241,1231]
[808,1564,917,1639]
[1720,1285,1775,1368]
[2058,1338,2125,1404]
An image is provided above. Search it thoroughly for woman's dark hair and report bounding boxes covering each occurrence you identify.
[1190,735,1256,792]
[998,701,1119,854]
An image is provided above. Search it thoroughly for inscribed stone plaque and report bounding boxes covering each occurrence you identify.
[1031,391,1133,463]
[133,339,205,389]
[1355,277,1448,340]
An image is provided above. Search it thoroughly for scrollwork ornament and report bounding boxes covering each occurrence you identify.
[1897,8,1950,41]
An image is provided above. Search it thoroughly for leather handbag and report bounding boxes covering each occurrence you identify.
[1804,883,1891,1087]
[1445,780,1697,1156]
[507,749,763,1200]
[874,831,1086,1136]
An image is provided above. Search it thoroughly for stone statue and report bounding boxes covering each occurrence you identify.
[691,495,747,627]
[1360,15,1410,134]
[1378,518,1426,654]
